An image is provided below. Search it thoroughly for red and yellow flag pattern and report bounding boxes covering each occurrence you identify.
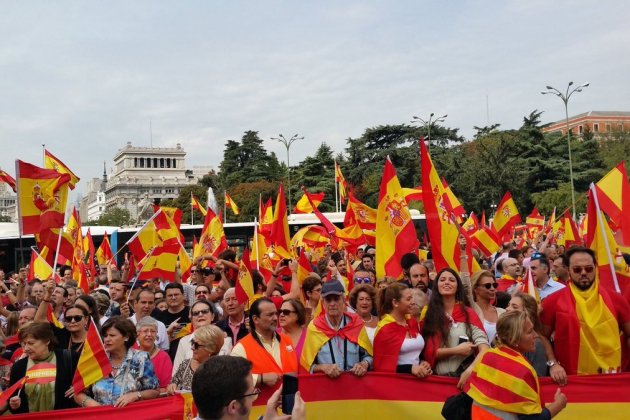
[235,248,255,305]
[293,191,325,214]
[343,192,377,231]
[225,192,240,215]
[95,231,113,266]
[72,319,112,394]
[0,169,17,193]
[270,184,292,259]
[191,194,207,217]
[335,161,348,204]
[28,247,54,281]
[197,208,228,259]
[44,149,80,190]
[492,191,521,238]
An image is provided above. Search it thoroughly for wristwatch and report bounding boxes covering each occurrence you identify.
[546,360,559,367]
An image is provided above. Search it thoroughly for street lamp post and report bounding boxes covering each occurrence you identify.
[411,112,448,150]
[271,133,303,212]
[541,81,589,219]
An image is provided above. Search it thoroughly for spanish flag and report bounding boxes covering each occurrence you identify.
[343,192,377,231]
[36,227,74,266]
[300,312,372,372]
[0,169,16,193]
[526,207,545,238]
[465,346,543,415]
[47,303,64,329]
[492,192,521,238]
[225,192,240,215]
[595,162,630,246]
[72,319,112,394]
[293,191,325,214]
[462,212,479,235]
[136,243,180,281]
[95,231,114,266]
[557,210,581,248]
[0,377,27,407]
[152,204,183,227]
[235,248,255,305]
[197,207,228,259]
[441,178,465,222]
[126,209,182,261]
[259,197,274,238]
[191,194,207,217]
[250,229,274,281]
[335,161,348,204]
[373,314,419,372]
[471,226,501,257]
[16,160,71,235]
[402,187,423,203]
[270,184,293,259]
[28,247,55,281]
[375,158,418,280]
[44,149,80,190]
[173,322,193,340]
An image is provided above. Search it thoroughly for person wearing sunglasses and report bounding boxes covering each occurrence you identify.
[352,269,375,288]
[540,246,630,383]
[168,325,224,394]
[278,299,307,361]
[470,270,505,345]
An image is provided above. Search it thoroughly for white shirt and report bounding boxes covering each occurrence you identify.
[129,314,169,351]
[398,334,425,365]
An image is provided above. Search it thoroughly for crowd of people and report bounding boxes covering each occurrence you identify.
[0,232,628,419]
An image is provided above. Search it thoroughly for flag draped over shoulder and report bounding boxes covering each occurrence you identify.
[225,193,240,215]
[375,158,418,280]
[373,314,419,372]
[16,160,72,235]
[465,346,543,415]
[293,191,325,214]
[72,319,112,394]
[270,184,292,259]
[44,149,80,190]
[0,169,17,193]
[492,192,521,238]
[235,248,255,305]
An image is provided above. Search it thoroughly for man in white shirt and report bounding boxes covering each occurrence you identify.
[128,288,169,351]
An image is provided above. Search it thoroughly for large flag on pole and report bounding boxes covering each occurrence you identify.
[191,194,208,217]
[197,208,228,259]
[225,192,240,215]
[375,157,418,280]
[95,231,114,266]
[44,149,80,190]
[343,192,377,231]
[335,161,348,204]
[16,160,72,235]
[595,162,630,246]
[72,319,112,394]
[293,191,325,214]
[235,248,255,305]
[0,169,17,192]
[270,184,293,259]
[492,192,521,239]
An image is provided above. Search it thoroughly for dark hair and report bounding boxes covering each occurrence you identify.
[563,246,596,268]
[330,252,344,265]
[191,299,217,319]
[531,255,550,273]
[18,322,57,351]
[495,291,511,309]
[281,299,306,326]
[508,249,523,260]
[76,294,101,326]
[55,285,69,298]
[164,283,184,294]
[361,254,374,261]
[349,284,377,314]
[64,304,90,320]
[218,249,236,263]
[194,284,211,294]
[59,265,72,277]
[248,297,274,332]
[252,270,265,293]
[400,253,421,272]
[512,293,542,332]
[192,356,252,420]
[377,282,408,317]
[302,275,322,294]
[101,316,137,349]
[423,268,473,344]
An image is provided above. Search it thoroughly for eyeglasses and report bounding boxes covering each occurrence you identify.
[65,315,85,323]
[190,340,206,350]
[353,277,371,284]
[571,266,595,274]
[279,309,296,316]
[237,388,261,400]
[478,283,498,290]
[191,308,211,317]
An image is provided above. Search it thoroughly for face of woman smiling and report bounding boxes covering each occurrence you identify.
[355,291,373,316]
[437,271,458,297]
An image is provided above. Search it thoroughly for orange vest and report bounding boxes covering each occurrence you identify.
[239,333,298,375]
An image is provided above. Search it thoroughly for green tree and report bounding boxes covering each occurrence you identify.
[293,143,336,211]
[161,184,209,224]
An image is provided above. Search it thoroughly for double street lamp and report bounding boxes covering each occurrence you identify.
[411,112,448,150]
[271,133,303,212]
[541,81,590,219]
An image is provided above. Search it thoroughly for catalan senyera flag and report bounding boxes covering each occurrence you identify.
[197,208,228,259]
[43,149,80,190]
[492,192,521,238]
[191,194,207,217]
[375,157,418,280]
[28,247,54,281]
[235,248,255,305]
[72,319,112,394]
[335,161,348,204]
[471,226,501,257]
[225,192,240,215]
[16,160,72,235]
[595,162,630,246]
[293,191,325,214]
[343,192,377,230]
[270,184,293,259]
[46,303,64,329]
[95,231,114,266]
[0,169,17,193]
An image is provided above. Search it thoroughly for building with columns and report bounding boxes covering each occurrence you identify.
[0,183,16,222]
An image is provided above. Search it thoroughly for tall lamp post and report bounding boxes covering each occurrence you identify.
[411,112,448,150]
[541,81,589,219]
[271,133,303,212]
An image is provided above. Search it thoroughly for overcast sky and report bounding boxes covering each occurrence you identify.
[1,0,629,201]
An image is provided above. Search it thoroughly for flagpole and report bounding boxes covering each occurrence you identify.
[190,192,194,226]
[15,160,26,267]
[334,162,339,213]
[224,193,227,223]
[590,183,621,293]
[254,217,260,270]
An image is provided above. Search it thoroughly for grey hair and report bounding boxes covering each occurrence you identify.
[136,316,159,331]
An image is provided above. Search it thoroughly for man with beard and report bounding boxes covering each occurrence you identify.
[408,263,431,296]
[231,298,298,389]
[540,247,630,385]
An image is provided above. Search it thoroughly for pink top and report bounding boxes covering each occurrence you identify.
[151,349,173,388]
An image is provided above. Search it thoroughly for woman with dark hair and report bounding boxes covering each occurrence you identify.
[374,283,432,378]
[2,322,78,414]
[76,294,101,327]
[348,284,378,343]
[73,316,159,407]
[278,299,307,359]
[422,268,489,388]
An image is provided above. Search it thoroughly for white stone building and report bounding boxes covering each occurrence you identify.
[0,183,17,222]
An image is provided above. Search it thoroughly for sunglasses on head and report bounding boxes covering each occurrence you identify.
[65,315,85,323]
[571,266,595,274]
[479,282,498,290]
[353,277,371,284]
[530,252,544,260]
[279,309,296,316]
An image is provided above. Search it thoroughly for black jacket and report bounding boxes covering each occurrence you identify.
[216,318,249,346]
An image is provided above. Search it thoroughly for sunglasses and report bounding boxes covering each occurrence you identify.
[191,308,212,317]
[279,309,296,316]
[202,269,214,276]
[190,340,205,350]
[571,266,595,274]
[353,277,371,284]
[65,315,85,323]
[190,270,198,273]
[479,283,498,290]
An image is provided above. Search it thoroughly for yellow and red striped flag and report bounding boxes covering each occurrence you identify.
[595,162,630,246]
[259,197,274,239]
[343,192,377,231]
[197,208,228,259]
[173,322,193,340]
[152,204,183,228]
[471,226,501,257]
[441,178,465,222]
[225,192,240,215]
[526,207,545,239]
[44,149,80,190]
[270,184,293,259]
[293,191,325,214]
[462,212,480,235]
[375,157,418,280]
[250,228,274,281]
[47,303,64,329]
[191,194,207,217]
[522,267,540,304]
[126,209,182,261]
[16,160,71,235]
[0,377,27,407]
[492,192,521,238]
[335,161,348,204]
[27,247,55,281]
[402,187,423,203]
[179,244,193,283]
[235,248,255,305]
[95,231,113,266]
[557,210,581,247]
[72,319,112,394]
[0,169,17,193]
[297,248,313,284]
